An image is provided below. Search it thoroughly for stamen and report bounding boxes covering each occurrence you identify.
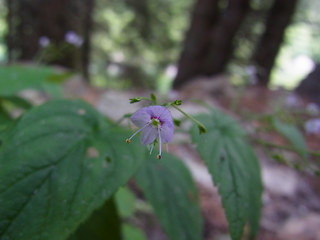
[157,127,162,159]
[126,122,151,143]
[149,142,154,155]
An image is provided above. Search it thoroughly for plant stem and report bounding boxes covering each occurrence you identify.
[252,137,320,158]
[171,104,207,133]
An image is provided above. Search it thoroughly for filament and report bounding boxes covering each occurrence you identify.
[126,121,151,143]
[157,127,162,159]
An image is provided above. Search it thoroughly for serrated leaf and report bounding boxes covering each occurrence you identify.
[191,110,262,240]
[0,99,145,240]
[272,118,308,159]
[135,153,202,240]
[68,197,121,240]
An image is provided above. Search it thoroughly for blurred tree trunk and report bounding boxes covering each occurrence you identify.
[173,0,250,89]
[251,0,299,86]
[82,0,95,79]
[173,0,220,89]
[5,0,95,79]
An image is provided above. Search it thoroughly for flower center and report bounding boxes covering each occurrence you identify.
[151,117,161,128]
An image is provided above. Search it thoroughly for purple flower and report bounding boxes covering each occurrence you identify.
[304,118,320,135]
[306,103,320,115]
[65,31,83,47]
[38,36,50,48]
[126,106,174,159]
[285,94,299,107]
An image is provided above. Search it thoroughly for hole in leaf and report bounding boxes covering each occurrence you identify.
[102,156,112,168]
[77,108,86,115]
[86,147,99,158]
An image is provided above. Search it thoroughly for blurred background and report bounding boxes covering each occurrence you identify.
[1,1,320,240]
[0,0,319,97]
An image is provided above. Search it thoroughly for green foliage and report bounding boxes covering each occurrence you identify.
[0,100,145,240]
[0,96,33,110]
[0,65,66,96]
[115,187,136,218]
[0,68,264,240]
[135,152,202,240]
[191,109,262,240]
[92,0,192,88]
[272,118,308,159]
[68,198,121,240]
[0,2,6,61]
[122,224,147,240]
[0,65,70,130]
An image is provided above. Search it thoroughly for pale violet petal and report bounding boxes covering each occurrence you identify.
[130,105,174,145]
[131,108,151,127]
[160,121,174,143]
[141,126,158,145]
[148,106,171,120]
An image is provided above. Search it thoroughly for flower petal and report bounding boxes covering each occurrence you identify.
[130,107,152,127]
[160,121,174,143]
[149,106,171,120]
[130,105,174,145]
[141,126,158,145]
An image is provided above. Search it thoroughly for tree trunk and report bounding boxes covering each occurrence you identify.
[82,0,95,80]
[251,0,299,86]
[173,0,220,89]
[202,0,250,75]
[5,0,94,79]
[173,0,250,89]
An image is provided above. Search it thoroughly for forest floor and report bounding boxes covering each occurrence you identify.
[32,75,320,240]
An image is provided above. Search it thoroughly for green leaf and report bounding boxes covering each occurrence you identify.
[135,153,202,240]
[272,118,308,159]
[46,72,73,84]
[150,93,157,104]
[0,65,66,97]
[0,99,145,240]
[40,82,63,99]
[0,105,12,129]
[115,187,136,218]
[191,109,262,240]
[129,97,142,104]
[68,197,121,240]
[1,96,33,110]
[173,119,181,127]
[122,224,147,240]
